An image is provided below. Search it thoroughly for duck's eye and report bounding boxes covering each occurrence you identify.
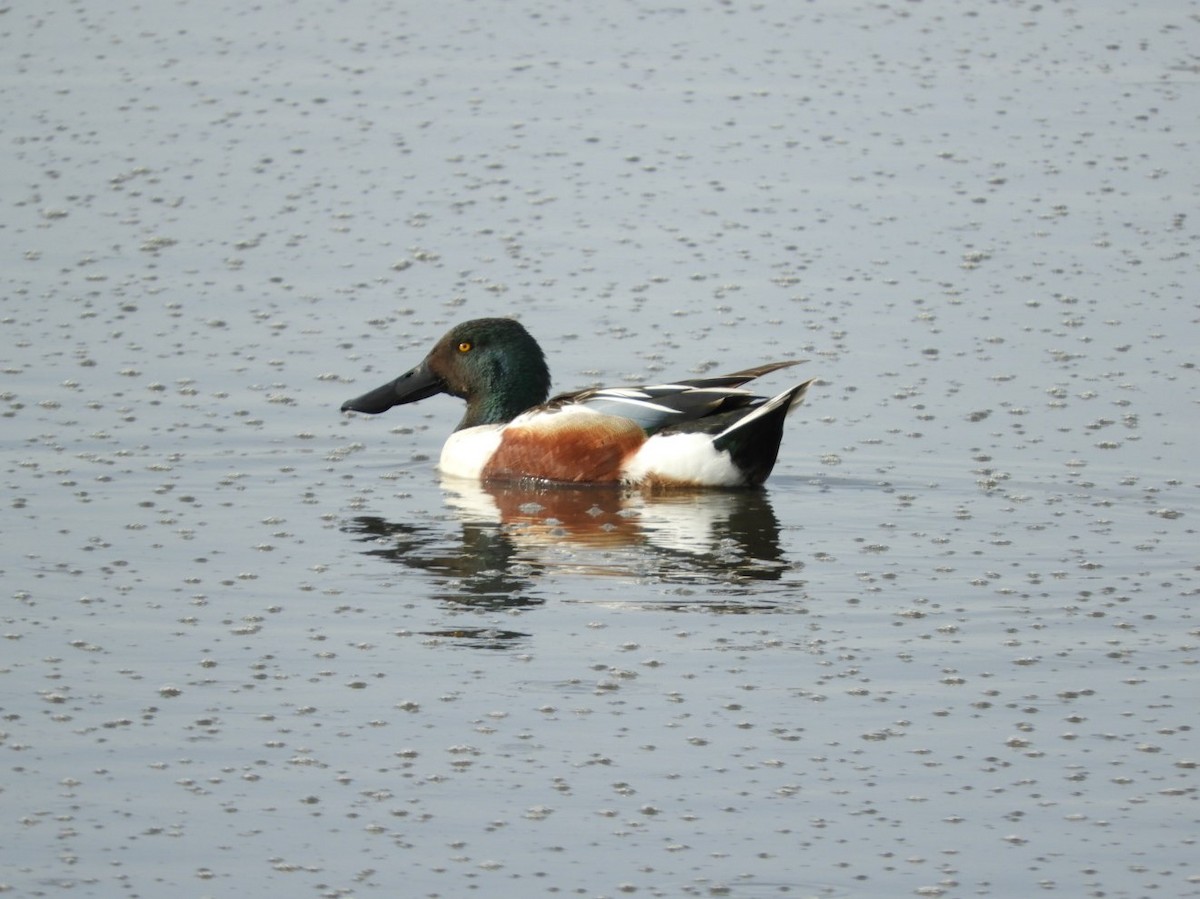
[457,340,473,353]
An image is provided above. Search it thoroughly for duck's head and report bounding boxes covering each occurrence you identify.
[341,317,551,430]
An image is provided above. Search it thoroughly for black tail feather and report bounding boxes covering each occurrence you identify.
[713,380,812,486]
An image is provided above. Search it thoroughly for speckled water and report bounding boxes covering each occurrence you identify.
[3,1,1197,897]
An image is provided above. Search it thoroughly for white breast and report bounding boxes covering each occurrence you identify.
[439,425,504,479]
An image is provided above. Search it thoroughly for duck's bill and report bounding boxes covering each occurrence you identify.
[341,358,445,414]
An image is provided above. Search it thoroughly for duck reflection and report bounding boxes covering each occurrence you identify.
[342,477,794,614]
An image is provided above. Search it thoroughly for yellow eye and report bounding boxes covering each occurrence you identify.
[457,340,473,353]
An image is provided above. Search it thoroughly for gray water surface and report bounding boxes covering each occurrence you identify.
[3,1,1197,897]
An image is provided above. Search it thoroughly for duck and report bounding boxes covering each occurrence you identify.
[341,317,813,488]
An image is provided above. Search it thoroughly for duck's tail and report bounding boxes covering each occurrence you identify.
[713,379,814,486]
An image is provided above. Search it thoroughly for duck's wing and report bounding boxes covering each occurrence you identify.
[544,360,804,433]
[661,377,814,437]
[671,360,804,389]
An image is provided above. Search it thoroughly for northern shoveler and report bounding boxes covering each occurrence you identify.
[341,317,813,488]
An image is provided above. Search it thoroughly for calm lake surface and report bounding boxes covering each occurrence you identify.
[3,1,1197,897]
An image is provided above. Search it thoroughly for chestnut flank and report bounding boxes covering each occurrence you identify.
[483,413,645,483]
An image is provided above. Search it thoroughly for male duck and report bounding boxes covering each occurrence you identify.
[341,317,813,488]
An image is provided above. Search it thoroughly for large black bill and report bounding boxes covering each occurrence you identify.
[340,358,445,414]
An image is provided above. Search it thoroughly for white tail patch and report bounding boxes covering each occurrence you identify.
[716,379,812,441]
[620,433,745,487]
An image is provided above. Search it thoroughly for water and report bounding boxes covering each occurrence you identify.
[3,1,1197,897]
